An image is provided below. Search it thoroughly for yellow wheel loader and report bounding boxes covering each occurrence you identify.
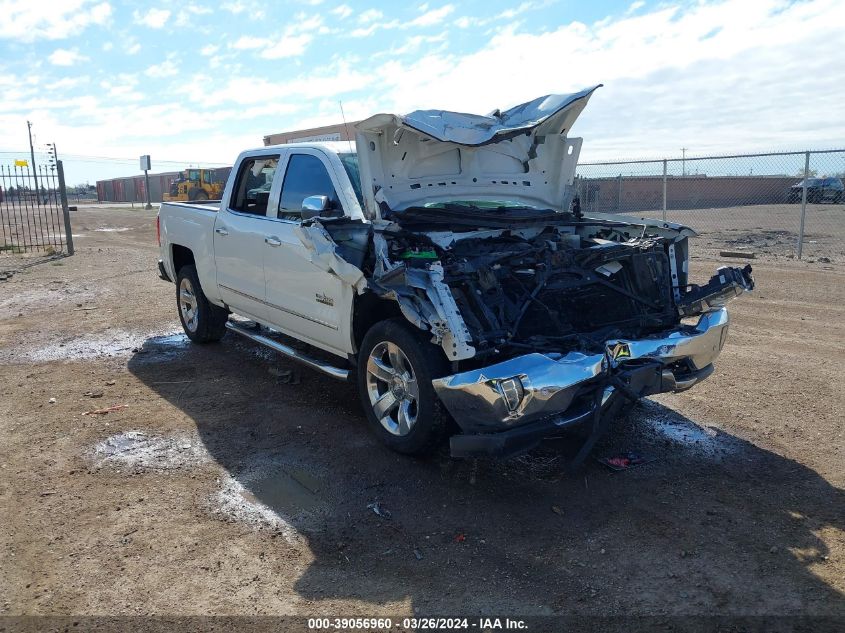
[163,169,224,202]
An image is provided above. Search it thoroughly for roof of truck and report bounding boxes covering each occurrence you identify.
[260,141,356,154]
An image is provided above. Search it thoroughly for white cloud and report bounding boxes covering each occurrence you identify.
[221,1,263,18]
[0,0,111,42]
[99,74,141,101]
[125,41,141,55]
[231,13,322,58]
[5,0,845,186]
[231,36,268,50]
[331,4,353,19]
[50,76,91,90]
[366,0,845,158]
[144,59,179,78]
[357,9,383,24]
[409,4,454,27]
[48,48,88,66]
[102,41,113,51]
[175,3,212,27]
[259,34,313,59]
[627,1,646,14]
[132,8,171,29]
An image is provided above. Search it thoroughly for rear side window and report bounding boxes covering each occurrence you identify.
[278,154,340,221]
[230,156,279,215]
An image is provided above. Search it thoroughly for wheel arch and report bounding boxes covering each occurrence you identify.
[171,243,195,276]
[352,292,404,353]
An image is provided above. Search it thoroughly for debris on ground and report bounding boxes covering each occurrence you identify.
[367,501,392,519]
[454,533,466,543]
[105,380,116,386]
[597,451,656,471]
[83,390,104,398]
[82,404,129,416]
[269,367,301,384]
[413,548,424,560]
[48,397,56,404]
[719,250,756,259]
[551,505,564,515]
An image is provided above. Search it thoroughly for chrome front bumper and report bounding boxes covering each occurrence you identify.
[432,308,730,434]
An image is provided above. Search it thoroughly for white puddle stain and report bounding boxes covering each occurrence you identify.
[92,430,210,471]
[4,328,187,363]
[638,400,737,457]
[211,458,325,542]
[91,430,323,540]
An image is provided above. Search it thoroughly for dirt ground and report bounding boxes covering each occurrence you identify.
[1,204,843,622]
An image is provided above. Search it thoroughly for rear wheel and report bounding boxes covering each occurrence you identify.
[357,319,451,455]
[176,265,228,343]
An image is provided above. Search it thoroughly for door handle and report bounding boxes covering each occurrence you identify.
[265,236,282,247]
[215,227,229,236]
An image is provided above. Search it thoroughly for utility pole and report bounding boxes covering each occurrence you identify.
[140,155,152,209]
[27,120,40,205]
[681,147,688,177]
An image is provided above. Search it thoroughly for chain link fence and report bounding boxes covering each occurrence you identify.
[575,149,845,260]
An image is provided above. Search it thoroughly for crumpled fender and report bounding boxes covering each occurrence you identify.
[293,223,368,293]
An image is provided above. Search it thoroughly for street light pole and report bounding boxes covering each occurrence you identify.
[681,147,687,177]
[27,120,40,205]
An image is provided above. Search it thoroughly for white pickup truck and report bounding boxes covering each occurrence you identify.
[157,87,754,464]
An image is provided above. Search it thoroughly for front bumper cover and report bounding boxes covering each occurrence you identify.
[433,308,731,453]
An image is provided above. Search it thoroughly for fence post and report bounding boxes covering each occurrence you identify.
[56,160,74,256]
[662,159,667,221]
[617,174,623,212]
[797,151,809,259]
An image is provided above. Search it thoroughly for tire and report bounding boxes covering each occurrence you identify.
[357,319,451,455]
[194,189,209,201]
[175,264,228,343]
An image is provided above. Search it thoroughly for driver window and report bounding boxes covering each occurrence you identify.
[230,156,279,215]
[277,154,340,221]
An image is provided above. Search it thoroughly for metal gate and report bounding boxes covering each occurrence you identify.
[0,161,74,256]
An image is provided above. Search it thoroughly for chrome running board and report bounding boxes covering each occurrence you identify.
[225,321,349,381]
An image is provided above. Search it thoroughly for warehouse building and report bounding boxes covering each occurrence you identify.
[96,122,357,203]
[96,167,232,203]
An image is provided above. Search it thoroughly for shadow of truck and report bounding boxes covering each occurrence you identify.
[127,333,845,617]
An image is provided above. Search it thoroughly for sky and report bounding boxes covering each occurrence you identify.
[0,0,843,185]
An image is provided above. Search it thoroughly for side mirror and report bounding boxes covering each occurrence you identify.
[301,195,342,220]
[302,195,329,213]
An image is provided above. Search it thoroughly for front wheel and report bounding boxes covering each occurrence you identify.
[176,265,228,343]
[357,319,451,455]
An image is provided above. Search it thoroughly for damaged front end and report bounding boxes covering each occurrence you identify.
[302,87,754,460]
[367,213,753,459]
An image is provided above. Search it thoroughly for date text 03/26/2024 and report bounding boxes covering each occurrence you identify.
[307,617,528,630]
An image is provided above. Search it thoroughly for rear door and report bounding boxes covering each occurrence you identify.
[213,154,281,322]
[262,149,353,355]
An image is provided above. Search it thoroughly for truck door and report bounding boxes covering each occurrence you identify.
[214,154,281,322]
[262,150,353,356]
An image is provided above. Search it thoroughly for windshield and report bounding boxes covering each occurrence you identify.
[339,153,363,207]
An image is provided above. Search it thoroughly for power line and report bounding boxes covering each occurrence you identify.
[0,149,229,166]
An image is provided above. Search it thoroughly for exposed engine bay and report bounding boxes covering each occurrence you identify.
[387,222,678,361]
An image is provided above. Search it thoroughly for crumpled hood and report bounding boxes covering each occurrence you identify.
[355,86,601,217]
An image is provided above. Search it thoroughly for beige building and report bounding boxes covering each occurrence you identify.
[263,121,361,146]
